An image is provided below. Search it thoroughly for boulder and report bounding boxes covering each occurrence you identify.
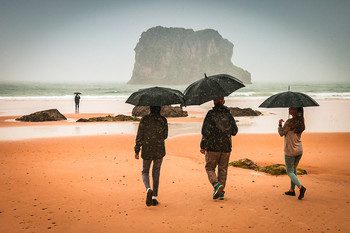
[229,158,260,171]
[76,114,140,122]
[128,26,251,85]
[229,107,262,117]
[132,106,188,118]
[229,158,307,175]
[16,109,67,122]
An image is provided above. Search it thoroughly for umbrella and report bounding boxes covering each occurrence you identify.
[183,73,245,106]
[74,92,81,95]
[125,86,184,106]
[259,91,319,108]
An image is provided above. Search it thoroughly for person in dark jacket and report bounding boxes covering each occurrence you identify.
[134,106,168,206]
[200,97,238,200]
[74,94,80,113]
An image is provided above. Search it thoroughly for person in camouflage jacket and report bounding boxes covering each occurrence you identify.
[200,97,238,200]
[134,106,168,206]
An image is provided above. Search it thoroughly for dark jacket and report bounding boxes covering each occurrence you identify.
[75,95,80,104]
[134,113,168,160]
[200,103,238,152]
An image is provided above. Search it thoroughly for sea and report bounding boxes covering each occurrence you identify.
[0,81,350,100]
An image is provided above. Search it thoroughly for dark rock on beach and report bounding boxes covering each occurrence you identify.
[229,158,260,171]
[128,26,251,85]
[76,114,140,122]
[16,109,67,122]
[132,106,188,118]
[229,158,307,175]
[229,107,262,117]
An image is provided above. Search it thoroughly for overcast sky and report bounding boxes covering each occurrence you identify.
[0,0,349,83]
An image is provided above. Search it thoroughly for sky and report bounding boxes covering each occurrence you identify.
[0,0,349,84]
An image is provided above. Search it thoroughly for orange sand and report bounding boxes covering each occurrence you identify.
[1,132,350,232]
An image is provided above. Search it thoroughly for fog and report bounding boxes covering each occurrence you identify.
[0,0,349,83]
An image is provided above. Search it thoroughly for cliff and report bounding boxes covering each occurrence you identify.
[128,26,251,85]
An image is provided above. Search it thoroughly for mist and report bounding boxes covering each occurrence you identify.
[0,0,349,84]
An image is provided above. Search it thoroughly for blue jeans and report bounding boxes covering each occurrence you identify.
[284,154,302,190]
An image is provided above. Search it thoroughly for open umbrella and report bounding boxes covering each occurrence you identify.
[259,91,319,108]
[184,73,245,106]
[74,92,81,95]
[126,86,184,106]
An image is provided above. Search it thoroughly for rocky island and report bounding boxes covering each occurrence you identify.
[128,26,251,85]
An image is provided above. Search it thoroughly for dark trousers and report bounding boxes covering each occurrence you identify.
[75,102,79,113]
[142,158,163,196]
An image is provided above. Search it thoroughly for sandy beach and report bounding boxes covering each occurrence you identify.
[1,98,350,232]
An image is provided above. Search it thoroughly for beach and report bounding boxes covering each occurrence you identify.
[1,98,350,232]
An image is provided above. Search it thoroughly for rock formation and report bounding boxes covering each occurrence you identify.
[229,107,262,117]
[132,106,188,118]
[128,26,251,85]
[76,115,140,122]
[16,109,67,122]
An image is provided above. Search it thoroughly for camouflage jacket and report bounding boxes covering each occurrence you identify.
[134,113,168,160]
[200,103,238,152]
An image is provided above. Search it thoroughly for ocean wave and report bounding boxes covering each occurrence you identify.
[1,93,350,101]
[0,95,130,100]
[305,92,350,99]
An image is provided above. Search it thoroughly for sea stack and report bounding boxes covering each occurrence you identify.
[128,26,251,85]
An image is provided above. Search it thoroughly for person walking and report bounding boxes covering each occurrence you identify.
[200,97,238,200]
[278,107,307,200]
[134,106,168,206]
[74,93,80,113]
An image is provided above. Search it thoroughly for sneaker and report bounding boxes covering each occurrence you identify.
[152,199,159,206]
[298,186,306,200]
[146,188,153,206]
[213,183,224,199]
[219,191,225,200]
[284,190,296,196]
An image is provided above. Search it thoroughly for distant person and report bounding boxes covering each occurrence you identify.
[74,94,80,113]
[200,97,238,200]
[134,106,168,206]
[278,107,307,200]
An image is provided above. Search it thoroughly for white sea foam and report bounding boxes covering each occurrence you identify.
[1,82,349,100]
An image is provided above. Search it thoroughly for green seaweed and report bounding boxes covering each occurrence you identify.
[229,158,307,176]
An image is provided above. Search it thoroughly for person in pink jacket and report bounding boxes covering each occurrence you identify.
[278,107,307,200]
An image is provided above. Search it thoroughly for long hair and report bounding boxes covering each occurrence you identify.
[289,107,305,134]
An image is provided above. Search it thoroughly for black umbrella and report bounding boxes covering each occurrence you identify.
[259,91,319,108]
[74,92,81,95]
[125,86,184,106]
[184,73,245,106]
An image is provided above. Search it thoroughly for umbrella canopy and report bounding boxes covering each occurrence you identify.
[74,92,81,95]
[125,86,184,106]
[259,91,319,108]
[183,73,245,106]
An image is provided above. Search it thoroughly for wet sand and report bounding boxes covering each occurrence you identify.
[1,98,350,141]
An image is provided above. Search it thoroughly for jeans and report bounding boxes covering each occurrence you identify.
[205,151,230,188]
[142,158,163,196]
[284,154,302,190]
